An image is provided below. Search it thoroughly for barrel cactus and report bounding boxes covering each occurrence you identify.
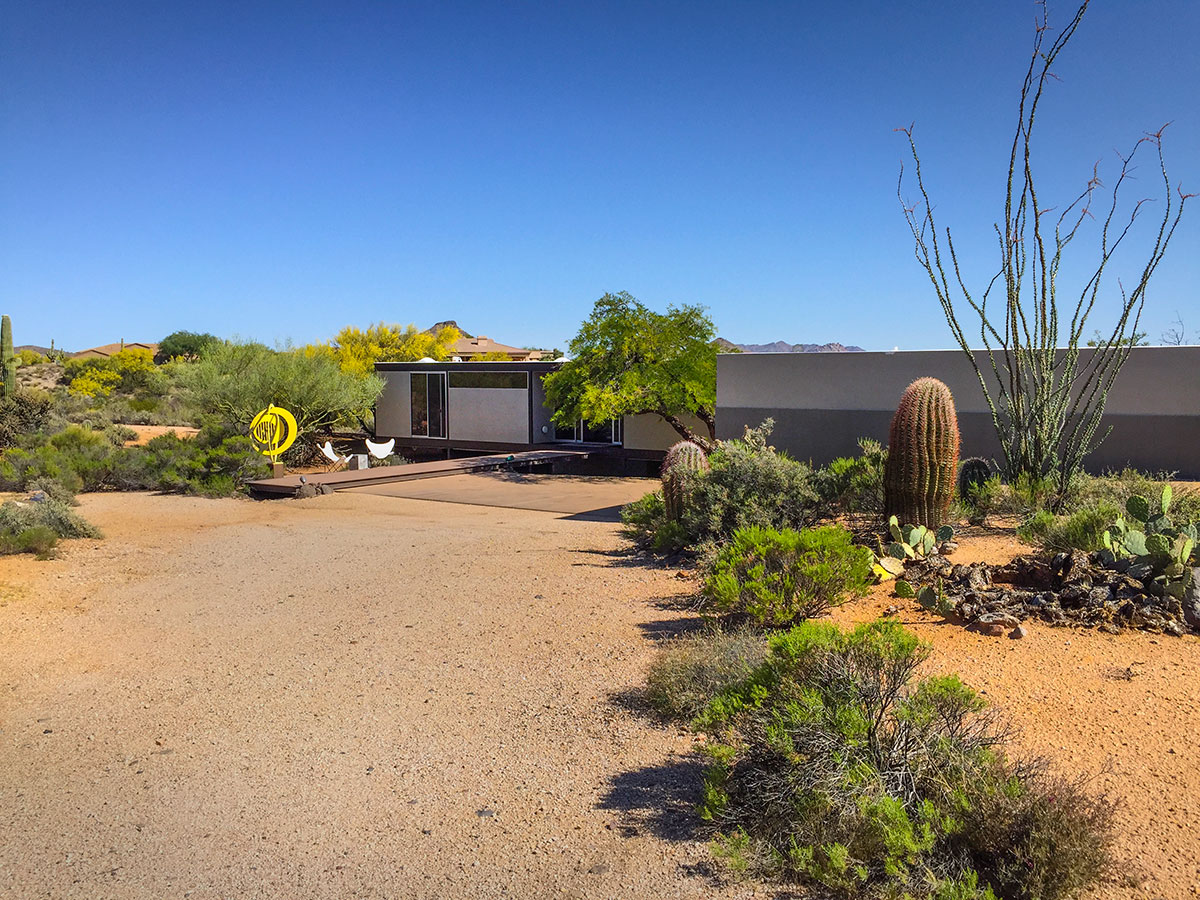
[957,457,993,501]
[1,315,14,400]
[883,377,960,528]
[662,440,710,521]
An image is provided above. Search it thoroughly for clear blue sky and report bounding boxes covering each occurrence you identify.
[3,1,1197,352]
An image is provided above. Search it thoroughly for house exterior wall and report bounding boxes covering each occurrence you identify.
[376,370,411,438]
[716,347,1200,476]
[447,387,530,444]
[621,412,709,452]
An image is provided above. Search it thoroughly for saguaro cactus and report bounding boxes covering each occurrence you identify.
[662,440,710,521]
[883,377,960,528]
[1,315,14,400]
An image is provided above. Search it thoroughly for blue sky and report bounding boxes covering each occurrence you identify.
[2,1,1197,352]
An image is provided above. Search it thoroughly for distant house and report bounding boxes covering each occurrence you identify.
[425,320,544,361]
[451,335,543,361]
[71,341,158,359]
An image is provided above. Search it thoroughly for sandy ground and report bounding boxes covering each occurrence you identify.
[122,425,200,446]
[0,492,1197,899]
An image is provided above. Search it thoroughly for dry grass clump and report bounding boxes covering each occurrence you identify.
[646,627,767,723]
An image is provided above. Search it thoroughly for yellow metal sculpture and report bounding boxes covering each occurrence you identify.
[249,404,298,461]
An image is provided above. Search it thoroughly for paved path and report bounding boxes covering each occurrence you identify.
[343,472,656,520]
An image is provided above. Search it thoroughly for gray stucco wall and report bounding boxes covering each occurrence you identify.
[717,347,1200,477]
[622,412,709,452]
[447,388,530,444]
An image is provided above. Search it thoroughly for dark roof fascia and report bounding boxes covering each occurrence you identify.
[374,360,563,374]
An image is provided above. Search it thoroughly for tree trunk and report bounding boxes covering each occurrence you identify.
[658,412,716,453]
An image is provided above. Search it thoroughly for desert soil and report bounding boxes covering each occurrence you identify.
[1,492,1197,900]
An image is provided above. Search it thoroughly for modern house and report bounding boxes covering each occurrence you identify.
[373,360,700,466]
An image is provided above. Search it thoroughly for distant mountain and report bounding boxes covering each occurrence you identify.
[719,340,865,353]
[426,320,474,338]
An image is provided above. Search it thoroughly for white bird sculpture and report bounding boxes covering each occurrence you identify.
[365,437,395,460]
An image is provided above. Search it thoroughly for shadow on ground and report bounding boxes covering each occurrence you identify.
[597,757,709,843]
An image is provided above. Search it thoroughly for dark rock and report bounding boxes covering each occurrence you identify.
[294,483,318,500]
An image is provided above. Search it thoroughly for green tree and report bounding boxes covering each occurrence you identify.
[158,331,221,362]
[181,341,382,437]
[543,292,719,448]
[328,322,460,376]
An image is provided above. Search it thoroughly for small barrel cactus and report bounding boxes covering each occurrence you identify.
[883,377,960,528]
[957,457,993,501]
[662,440,710,521]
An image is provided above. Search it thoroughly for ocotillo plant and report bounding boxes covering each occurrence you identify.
[883,377,960,528]
[662,440,710,522]
[1,315,14,400]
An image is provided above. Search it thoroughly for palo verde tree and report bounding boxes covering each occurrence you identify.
[898,1,1192,502]
[543,292,720,450]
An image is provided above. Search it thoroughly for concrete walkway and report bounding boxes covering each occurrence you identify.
[342,471,656,520]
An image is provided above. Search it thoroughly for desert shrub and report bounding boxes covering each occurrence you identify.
[0,390,53,449]
[679,421,821,547]
[180,340,382,436]
[0,426,115,492]
[25,476,79,505]
[104,424,138,446]
[1065,469,1200,522]
[1017,502,1120,553]
[815,438,887,516]
[621,422,822,553]
[4,525,59,558]
[703,525,873,627]
[620,491,688,552]
[695,620,1113,899]
[0,497,101,542]
[646,628,768,722]
[15,349,48,366]
[108,427,268,496]
[157,330,220,362]
[958,475,1003,525]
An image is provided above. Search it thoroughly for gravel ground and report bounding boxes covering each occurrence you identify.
[1,492,1197,899]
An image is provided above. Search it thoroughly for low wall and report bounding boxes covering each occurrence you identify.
[716,347,1200,477]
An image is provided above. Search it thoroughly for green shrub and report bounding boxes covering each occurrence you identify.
[695,620,1113,899]
[815,438,887,516]
[703,525,873,627]
[25,476,79,505]
[622,421,822,553]
[0,390,52,449]
[1017,503,1120,553]
[680,421,821,547]
[646,628,768,722]
[0,498,101,544]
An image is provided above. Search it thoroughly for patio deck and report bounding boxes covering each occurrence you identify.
[246,448,597,497]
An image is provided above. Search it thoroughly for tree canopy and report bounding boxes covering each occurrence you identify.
[181,341,382,436]
[543,292,719,448]
[328,322,460,376]
[158,331,220,362]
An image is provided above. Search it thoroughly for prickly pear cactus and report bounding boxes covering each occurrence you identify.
[1,315,14,400]
[883,377,961,529]
[662,440,710,521]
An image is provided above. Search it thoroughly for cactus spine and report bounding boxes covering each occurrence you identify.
[883,377,960,528]
[1,315,14,400]
[662,440,710,521]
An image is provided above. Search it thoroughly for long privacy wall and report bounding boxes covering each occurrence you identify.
[716,347,1200,477]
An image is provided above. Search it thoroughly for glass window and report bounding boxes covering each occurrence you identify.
[427,373,446,437]
[448,371,528,390]
[411,373,428,436]
[410,373,447,438]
